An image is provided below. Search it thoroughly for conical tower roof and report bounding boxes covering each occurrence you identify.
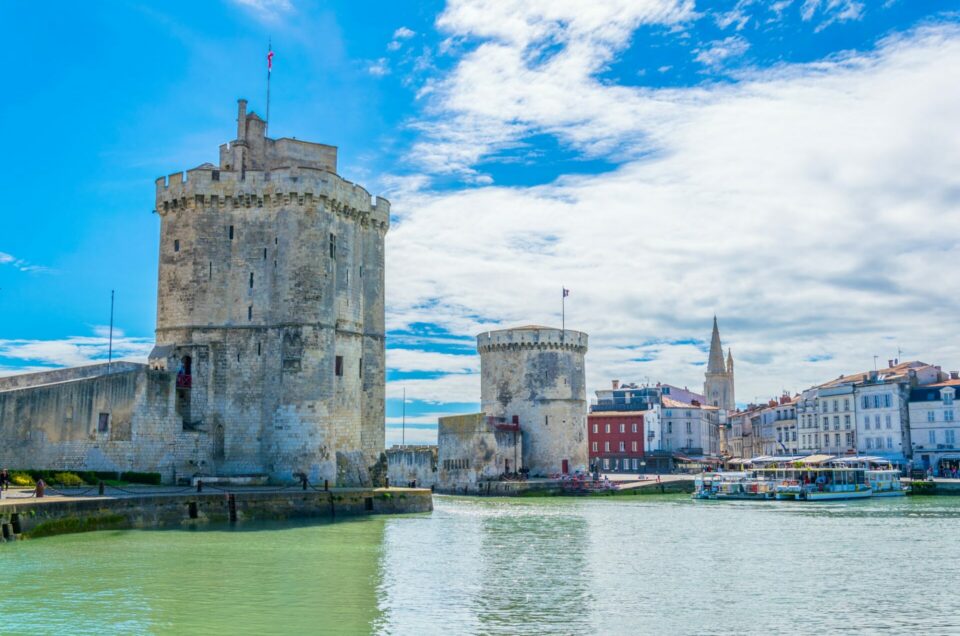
[707,316,726,374]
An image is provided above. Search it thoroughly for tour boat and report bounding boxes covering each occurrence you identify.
[865,469,906,497]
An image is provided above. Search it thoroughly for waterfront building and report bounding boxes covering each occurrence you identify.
[0,100,390,485]
[762,394,798,455]
[436,413,522,490]
[908,376,960,475]
[587,411,646,473]
[703,317,736,412]
[660,397,720,458]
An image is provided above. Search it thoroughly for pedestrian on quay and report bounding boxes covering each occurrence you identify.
[0,468,9,491]
[35,478,46,498]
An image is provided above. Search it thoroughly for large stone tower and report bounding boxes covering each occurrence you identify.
[703,316,735,411]
[151,99,389,484]
[477,326,588,477]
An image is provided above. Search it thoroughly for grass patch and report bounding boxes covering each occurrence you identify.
[10,472,36,487]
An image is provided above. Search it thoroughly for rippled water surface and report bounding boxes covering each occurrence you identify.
[3,495,960,634]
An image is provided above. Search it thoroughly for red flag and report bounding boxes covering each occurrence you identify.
[267,48,274,73]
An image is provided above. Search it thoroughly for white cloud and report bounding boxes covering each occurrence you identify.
[388,349,479,374]
[0,331,153,372]
[0,251,52,274]
[800,0,865,31]
[385,18,960,408]
[716,0,754,30]
[393,26,416,40]
[368,57,390,76]
[230,0,294,23]
[694,35,751,67]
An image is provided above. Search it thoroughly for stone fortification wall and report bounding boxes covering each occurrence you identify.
[0,487,433,542]
[386,446,437,488]
[477,326,588,477]
[0,365,204,481]
[0,362,144,392]
[150,102,389,484]
[436,413,522,491]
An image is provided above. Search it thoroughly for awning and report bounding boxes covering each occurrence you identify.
[796,454,836,465]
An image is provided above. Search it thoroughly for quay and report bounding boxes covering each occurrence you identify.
[0,485,432,542]
[437,473,696,496]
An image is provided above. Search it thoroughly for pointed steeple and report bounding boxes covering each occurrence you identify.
[707,316,726,374]
[727,348,734,371]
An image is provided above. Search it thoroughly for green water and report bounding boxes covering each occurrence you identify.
[3,495,960,635]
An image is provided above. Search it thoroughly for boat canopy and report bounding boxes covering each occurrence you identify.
[830,456,892,466]
[795,454,836,465]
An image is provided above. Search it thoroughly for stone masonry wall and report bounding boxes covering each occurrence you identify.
[478,327,588,477]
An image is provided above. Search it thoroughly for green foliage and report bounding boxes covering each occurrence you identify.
[52,472,87,487]
[10,472,35,487]
[909,480,936,495]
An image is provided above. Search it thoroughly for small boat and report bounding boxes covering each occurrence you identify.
[695,463,902,502]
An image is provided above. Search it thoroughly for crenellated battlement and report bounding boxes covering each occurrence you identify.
[477,326,589,354]
[154,166,389,229]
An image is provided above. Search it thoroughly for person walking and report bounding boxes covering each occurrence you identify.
[0,468,8,491]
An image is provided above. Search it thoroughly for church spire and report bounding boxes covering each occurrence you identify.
[727,348,734,371]
[707,316,726,374]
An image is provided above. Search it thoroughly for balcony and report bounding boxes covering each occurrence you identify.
[176,373,192,389]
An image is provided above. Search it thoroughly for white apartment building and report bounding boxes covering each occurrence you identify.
[908,378,960,475]
[660,398,720,456]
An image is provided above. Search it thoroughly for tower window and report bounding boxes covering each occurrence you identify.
[359,358,363,378]
[248,305,252,320]
[249,272,254,289]
[228,225,234,240]
[209,262,212,280]
[211,170,220,181]
[263,248,267,260]
[257,342,261,356]
[335,355,344,377]
[174,239,180,252]
[329,233,336,259]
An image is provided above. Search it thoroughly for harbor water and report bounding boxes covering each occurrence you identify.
[2,494,959,635]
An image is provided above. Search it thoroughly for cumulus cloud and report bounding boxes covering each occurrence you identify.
[385,17,960,408]
[800,0,865,31]
[368,57,390,76]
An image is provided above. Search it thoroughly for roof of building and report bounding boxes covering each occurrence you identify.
[662,397,712,410]
[707,316,727,374]
[819,360,930,388]
[587,410,650,418]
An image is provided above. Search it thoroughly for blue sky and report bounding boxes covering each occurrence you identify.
[2,0,960,446]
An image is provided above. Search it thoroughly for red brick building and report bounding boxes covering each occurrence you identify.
[587,411,646,473]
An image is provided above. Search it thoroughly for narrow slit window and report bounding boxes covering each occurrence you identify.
[335,355,344,377]
[257,342,261,356]
[329,233,336,259]
[359,358,363,378]
[228,225,234,240]
[263,248,267,260]
[249,272,254,288]
[174,239,180,252]
[247,305,252,321]
[208,262,212,280]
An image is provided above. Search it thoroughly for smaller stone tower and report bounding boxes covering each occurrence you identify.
[703,316,736,411]
[477,326,588,477]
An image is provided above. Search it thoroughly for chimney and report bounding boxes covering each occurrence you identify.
[237,98,248,140]
[888,359,894,368]
[952,371,959,380]
[612,380,620,390]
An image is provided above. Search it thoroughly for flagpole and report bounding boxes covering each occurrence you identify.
[402,387,406,446]
[108,289,114,375]
[562,288,565,333]
[266,39,272,134]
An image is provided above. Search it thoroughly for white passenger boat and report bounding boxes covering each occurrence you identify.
[866,469,906,497]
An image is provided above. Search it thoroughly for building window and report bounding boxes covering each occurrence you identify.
[947,430,956,445]
[866,438,873,450]
[884,415,891,428]
[834,433,840,447]
[631,423,638,433]
[667,422,672,434]
[863,416,870,429]
[884,394,892,408]
[887,436,895,449]
[833,416,840,430]
[603,459,609,469]
[619,441,625,452]
[945,391,955,405]
[249,272,254,288]
[593,424,598,434]
[335,355,344,377]
[631,441,637,452]
[263,248,268,260]
[211,170,220,181]
[929,430,937,445]
[947,410,955,422]
[875,415,881,428]
[844,398,850,411]
[229,225,234,240]
[174,239,180,252]
[605,424,610,434]
[247,305,252,321]
[832,400,838,412]
[844,414,850,428]
[592,442,598,452]
[604,442,610,452]
[620,423,626,434]
[359,358,363,378]
[257,342,261,356]
[329,233,336,259]
[846,432,852,445]
[928,411,936,422]
[98,412,110,433]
